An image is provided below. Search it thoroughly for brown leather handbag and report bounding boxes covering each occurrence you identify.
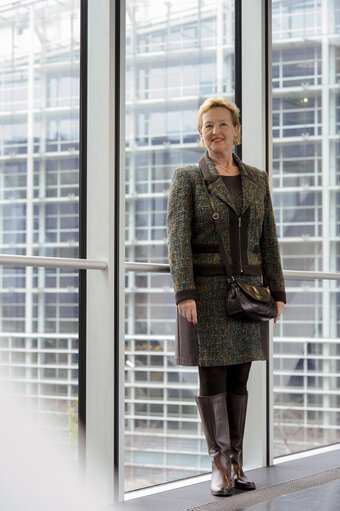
[199,163,277,322]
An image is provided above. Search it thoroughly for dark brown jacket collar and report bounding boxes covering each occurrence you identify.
[198,151,258,216]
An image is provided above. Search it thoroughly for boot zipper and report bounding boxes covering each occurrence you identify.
[238,216,243,274]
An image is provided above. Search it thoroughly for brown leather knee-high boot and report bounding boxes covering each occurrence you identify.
[195,392,233,497]
[227,393,256,490]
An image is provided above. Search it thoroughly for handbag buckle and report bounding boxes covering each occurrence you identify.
[212,212,219,220]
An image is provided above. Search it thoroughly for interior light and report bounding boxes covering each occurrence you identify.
[303,97,309,103]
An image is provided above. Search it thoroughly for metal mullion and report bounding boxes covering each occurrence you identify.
[265,0,273,468]
[78,0,88,477]
[235,0,242,160]
[115,0,126,503]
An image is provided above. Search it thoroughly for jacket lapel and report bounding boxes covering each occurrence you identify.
[199,153,236,212]
[232,153,258,216]
[198,152,257,216]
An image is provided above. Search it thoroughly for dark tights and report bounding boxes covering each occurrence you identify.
[198,362,252,396]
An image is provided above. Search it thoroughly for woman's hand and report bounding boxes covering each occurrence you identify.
[178,299,197,324]
[274,301,285,324]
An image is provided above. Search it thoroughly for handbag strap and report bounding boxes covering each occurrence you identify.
[198,156,234,282]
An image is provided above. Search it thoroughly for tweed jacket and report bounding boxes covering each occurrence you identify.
[167,151,286,306]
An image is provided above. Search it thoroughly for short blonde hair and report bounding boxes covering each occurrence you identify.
[197,97,241,147]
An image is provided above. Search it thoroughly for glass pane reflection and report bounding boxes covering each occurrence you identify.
[125,272,208,491]
[273,283,340,456]
[0,0,80,465]
[125,0,235,490]
[272,0,340,457]
[0,267,79,460]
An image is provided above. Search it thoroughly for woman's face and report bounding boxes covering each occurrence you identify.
[199,107,239,154]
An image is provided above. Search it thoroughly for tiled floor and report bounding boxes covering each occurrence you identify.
[116,449,340,511]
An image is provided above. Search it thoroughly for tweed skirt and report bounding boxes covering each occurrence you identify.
[195,273,266,366]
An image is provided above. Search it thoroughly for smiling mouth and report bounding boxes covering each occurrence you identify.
[212,138,224,142]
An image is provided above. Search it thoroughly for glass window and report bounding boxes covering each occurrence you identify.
[272,0,340,458]
[125,0,235,492]
[0,0,80,468]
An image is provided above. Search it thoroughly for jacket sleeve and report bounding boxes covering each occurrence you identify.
[260,172,287,303]
[167,167,197,305]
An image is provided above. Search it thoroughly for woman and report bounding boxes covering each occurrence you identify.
[167,97,286,497]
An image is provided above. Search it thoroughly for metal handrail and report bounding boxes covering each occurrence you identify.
[281,270,340,280]
[0,254,339,281]
[0,254,107,270]
[125,262,340,281]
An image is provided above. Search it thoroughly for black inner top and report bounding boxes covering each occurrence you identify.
[221,174,242,193]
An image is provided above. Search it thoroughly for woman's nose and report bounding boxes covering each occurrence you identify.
[212,125,220,134]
